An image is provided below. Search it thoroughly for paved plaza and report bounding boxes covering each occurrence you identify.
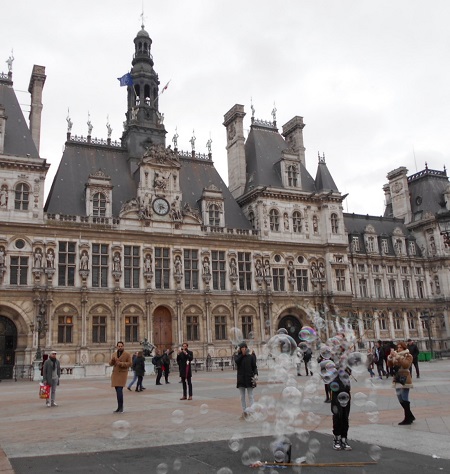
[1,359,450,473]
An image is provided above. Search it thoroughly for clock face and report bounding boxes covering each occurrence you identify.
[153,197,170,216]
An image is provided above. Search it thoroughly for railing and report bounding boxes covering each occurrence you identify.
[13,365,33,381]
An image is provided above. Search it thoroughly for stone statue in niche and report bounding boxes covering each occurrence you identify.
[0,186,7,207]
[113,252,121,272]
[318,261,325,279]
[144,254,152,273]
[287,260,295,279]
[171,196,182,221]
[174,255,183,275]
[203,257,210,275]
[255,259,263,277]
[264,259,271,277]
[313,215,318,233]
[34,249,43,268]
[46,249,55,268]
[229,258,237,276]
[154,172,169,191]
[0,247,5,267]
[80,251,89,270]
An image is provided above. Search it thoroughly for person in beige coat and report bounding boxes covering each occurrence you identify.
[387,341,415,425]
[110,341,132,413]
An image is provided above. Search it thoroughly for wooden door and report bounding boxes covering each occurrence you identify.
[153,306,172,350]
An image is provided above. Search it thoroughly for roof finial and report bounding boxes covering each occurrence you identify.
[66,108,73,133]
[206,134,212,154]
[271,102,277,123]
[425,161,428,170]
[318,152,326,163]
[106,115,112,138]
[140,3,146,29]
[190,130,196,152]
[87,112,93,136]
[6,49,14,72]
[172,127,179,149]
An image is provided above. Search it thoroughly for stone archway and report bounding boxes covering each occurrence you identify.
[153,306,172,350]
[278,315,302,345]
[0,316,17,379]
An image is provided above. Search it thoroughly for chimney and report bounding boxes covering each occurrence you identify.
[282,116,306,167]
[28,65,46,153]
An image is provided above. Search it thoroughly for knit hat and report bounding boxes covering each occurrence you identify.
[238,341,248,349]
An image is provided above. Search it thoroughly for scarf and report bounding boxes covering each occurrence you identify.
[117,350,124,358]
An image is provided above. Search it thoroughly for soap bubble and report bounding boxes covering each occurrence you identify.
[241,446,261,466]
[308,438,321,454]
[337,392,350,407]
[200,404,209,414]
[353,392,368,407]
[266,333,297,356]
[369,445,382,461]
[217,468,233,474]
[156,464,168,474]
[171,409,184,424]
[111,420,130,439]
[228,433,244,452]
[346,351,366,375]
[184,427,195,442]
[173,459,182,471]
[229,327,244,346]
[319,344,332,359]
[299,326,317,342]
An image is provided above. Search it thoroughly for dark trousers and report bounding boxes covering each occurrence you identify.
[115,386,123,410]
[156,368,162,384]
[137,375,143,390]
[376,362,386,377]
[409,359,420,377]
[304,360,311,375]
[181,376,192,397]
[331,398,351,438]
[164,369,170,383]
[324,383,331,400]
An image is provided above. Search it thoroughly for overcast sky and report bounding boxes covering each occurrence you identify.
[2,0,450,216]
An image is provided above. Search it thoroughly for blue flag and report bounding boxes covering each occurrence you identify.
[117,73,133,87]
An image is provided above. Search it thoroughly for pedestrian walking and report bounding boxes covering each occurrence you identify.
[374,340,386,379]
[127,352,139,391]
[133,351,146,391]
[152,349,163,385]
[387,341,415,425]
[303,346,313,375]
[234,342,257,420]
[331,366,353,451]
[110,341,132,413]
[177,343,193,400]
[42,350,61,407]
[366,347,375,378]
[407,339,420,378]
[162,349,174,383]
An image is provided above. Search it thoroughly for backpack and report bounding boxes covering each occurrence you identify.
[151,356,157,365]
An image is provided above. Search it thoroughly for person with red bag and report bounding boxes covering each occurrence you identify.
[42,351,61,407]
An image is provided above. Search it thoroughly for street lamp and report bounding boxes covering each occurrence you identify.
[420,311,434,360]
[31,300,48,361]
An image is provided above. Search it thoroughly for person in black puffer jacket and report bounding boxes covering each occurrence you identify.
[234,341,257,420]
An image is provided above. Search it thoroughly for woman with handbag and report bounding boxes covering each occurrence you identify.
[387,341,415,425]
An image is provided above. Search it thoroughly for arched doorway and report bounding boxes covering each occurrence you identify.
[278,315,302,345]
[0,316,17,379]
[153,306,172,350]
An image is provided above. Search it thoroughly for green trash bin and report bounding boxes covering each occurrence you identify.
[419,351,431,362]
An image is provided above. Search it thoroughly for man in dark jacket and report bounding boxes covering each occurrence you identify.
[162,349,174,383]
[42,350,61,407]
[234,341,257,420]
[407,339,420,378]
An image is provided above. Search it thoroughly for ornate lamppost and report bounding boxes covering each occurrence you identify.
[31,300,48,361]
[420,311,434,360]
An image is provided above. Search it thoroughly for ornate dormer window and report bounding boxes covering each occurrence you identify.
[208,203,220,226]
[248,210,255,229]
[85,169,113,219]
[287,165,298,187]
[269,209,280,231]
[200,185,224,227]
[14,183,29,210]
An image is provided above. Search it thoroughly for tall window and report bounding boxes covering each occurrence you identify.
[92,244,108,288]
[214,315,227,340]
[359,278,368,298]
[366,236,375,252]
[352,236,360,251]
[287,165,298,186]
[403,280,411,298]
[10,256,28,285]
[208,204,220,227]
[155,247,170,289]
[296,269,308,292]
[393,311,402,330]
[381,239,389,254]
[125,315,139,342]
[269,209,280,231]
[335,269,345,291]
[388,279,397,298]
[241,315,253,339]
[330,213,339,234]
[379,313,387,330]
[272,268,285,291]
[212,250,226,290]
[409,241,416,255]
[93,192,106,217]
[92,315,107,343]
[238,252,252,291]
[416,280,424,298]
[14,183,29,210]
[248,211,255,229]
[58,241,76,286]
[124,246,140,289]
[184,249,199,290]
[186,315,199,341]
[292,211,302,233]
[58,315,73,343]
[374,279,383,298]
[407,311,416,330]
[363,312,373,330]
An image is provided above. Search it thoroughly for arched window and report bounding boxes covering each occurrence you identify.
[331,213,339,234]
[292,211,302,233]
[379,312,387,330]
[14,183,29,211]
[287,165,298,187]
[93,192,106,217]
[208,204,220,226]
[269,209,280,231]
[393,311,402,330]
[407,311,416,330]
